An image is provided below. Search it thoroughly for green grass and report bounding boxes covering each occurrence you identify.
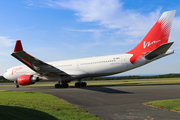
[144,99,180,112]
[0,91,100,120]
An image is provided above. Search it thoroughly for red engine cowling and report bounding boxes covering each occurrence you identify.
[18,75,39,86]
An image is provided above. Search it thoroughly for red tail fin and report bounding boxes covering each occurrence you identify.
[126,10,175,64]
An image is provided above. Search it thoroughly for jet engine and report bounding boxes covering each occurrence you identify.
[18,75,39,85]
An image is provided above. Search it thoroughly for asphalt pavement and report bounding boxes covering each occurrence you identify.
[1,84,180,120]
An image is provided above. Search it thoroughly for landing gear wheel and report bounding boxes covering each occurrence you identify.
[81,82,87,87]
[15,85,19,88]
[61,83,69,88]
[55,84,60,88]
[14,81,19,88]
[75,82,80,87]
[55,83,69,88]
[75,82,87,87]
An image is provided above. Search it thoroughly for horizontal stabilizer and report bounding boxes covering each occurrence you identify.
[144,42,174,60]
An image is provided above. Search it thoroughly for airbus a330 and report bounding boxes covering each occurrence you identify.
[3,10,176,88]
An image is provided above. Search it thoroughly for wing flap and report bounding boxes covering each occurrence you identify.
[144,42,174,60]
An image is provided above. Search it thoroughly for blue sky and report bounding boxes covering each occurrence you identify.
[0,0,180,76]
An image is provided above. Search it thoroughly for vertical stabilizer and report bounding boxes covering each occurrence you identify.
[126,10,175,64]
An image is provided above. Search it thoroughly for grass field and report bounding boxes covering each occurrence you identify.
[1,78,180,87]
[144,99,180,112]
[0,91,100,120]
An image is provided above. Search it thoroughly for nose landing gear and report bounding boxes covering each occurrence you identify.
[14,81,19,88]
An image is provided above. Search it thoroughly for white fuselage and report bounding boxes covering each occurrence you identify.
[3,50,173,82]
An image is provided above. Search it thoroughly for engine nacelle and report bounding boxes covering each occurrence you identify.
[18,75,39,86]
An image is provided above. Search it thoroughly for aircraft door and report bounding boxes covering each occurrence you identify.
[121,55,127,70]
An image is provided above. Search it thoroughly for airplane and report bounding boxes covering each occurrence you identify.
[3,10,176,88]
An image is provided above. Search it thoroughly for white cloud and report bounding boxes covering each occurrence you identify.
[26,0,35,6]
[65,28,107,41]
[0,36,14,48]
[0,36,15,56]
[46,0,161,41]
[45,0,180,48]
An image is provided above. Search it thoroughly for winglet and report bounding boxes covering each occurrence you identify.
[14,40,23,52]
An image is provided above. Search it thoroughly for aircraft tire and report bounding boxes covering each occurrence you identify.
[55,83,69,88]
[15,85,19,88]
[75,82,87,87]
[75,82,81,87]
[81,82,87,87]
[55,84,60,88]
[61,83,69,88]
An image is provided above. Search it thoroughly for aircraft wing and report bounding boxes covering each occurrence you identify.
[11,40,68,76]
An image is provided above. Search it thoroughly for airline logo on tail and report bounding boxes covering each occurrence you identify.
[143,40,161,49]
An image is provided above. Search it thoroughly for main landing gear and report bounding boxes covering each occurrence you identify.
[75,81,87,87]
[54,77,87,88]
[54,82,87,88]
[55,76,69,88]
[55,83,69,88]
[54,80,87,88]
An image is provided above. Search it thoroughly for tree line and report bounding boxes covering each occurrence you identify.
[82,73,180,81]
[0,73,180,83]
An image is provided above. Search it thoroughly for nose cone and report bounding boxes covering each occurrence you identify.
[3,70,16,81]
[3,71,8,79]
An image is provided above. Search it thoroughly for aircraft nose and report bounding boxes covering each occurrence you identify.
[3,69,17,81]
[3,70,13,81]
[3,71,9,79]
